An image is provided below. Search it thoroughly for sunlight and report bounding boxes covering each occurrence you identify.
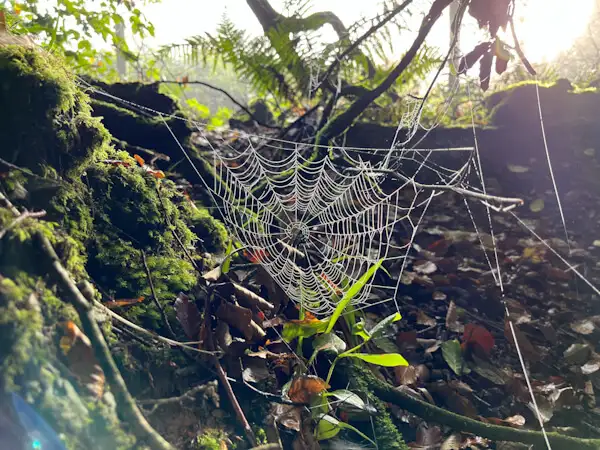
[514,0,596,62]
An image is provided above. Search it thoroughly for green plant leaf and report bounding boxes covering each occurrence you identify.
[352,320,371,342]
[308,333,347,365]
[441,339,470,375]
[282,319,329,342]
[369,312,402,340]
[326,259,384,333]
[342,352,408,367]
[315,414,341,441]
[221,239,234,274]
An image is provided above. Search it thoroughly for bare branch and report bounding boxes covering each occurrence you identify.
[159,80,279,129]
[0,210,46,240]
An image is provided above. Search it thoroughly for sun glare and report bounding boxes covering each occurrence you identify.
[514,0,596,63]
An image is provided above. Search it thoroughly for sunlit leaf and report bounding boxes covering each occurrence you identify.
[315,414,341,441]
[342,352,408,367]
[352,320,370,341]
[326,259,384,333]
[326,390,373,414]
[221,239,233,274]
[282,318,329,342]
[369,312,402,340]
[529,199,545,212]
[288,375,329,404]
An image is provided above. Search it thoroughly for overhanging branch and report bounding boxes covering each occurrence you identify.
[317,0,455,144]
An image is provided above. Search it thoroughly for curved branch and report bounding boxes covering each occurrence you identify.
[371,376,600,449]
[159,80,279,129]
[317,0,414,91]
[341,360,600,450]
[317,0,454,144]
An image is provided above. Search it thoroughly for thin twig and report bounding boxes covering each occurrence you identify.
[0,209,46,240]
[317,0,414,91]
[95,301,220,356]
[159,80,279,130]
[141,250,176,338]
[346,167,524,207]
[204,292,257,447]
[137,381,218,414]
[35,232,174,450]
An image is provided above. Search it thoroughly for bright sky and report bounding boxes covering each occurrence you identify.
[136,0,596,64]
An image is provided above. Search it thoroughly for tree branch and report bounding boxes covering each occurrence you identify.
[317,0,414,91]
[35,232,175,450]
[0,209,46,240]
[317,0,454,144]
[338,360,600,450]
[159,80,279,129]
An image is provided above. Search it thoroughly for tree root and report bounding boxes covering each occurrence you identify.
[345,361,600,450]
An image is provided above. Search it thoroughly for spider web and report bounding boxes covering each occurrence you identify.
[203,129,488,315]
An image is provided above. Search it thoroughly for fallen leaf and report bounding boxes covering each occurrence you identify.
[570,319,595,335]
[174,292,201,339]
[218,282,274,310]
[470,354,511,385]
[563,343,591,365]
[504,320,539,361]
[133,154,145,166]
[410,423,442,449]
[287,375,329,404]
[59,321,105,398]
[581,361,600,375]
[242,358,270,383]
[417,310,437,327]
[446,301,463,333]
[395,366,418,386]
[414,260,437,275]
[462,323,495,358]
[440,433,461,450]
[216,301,265,341]
[269,403,302,431]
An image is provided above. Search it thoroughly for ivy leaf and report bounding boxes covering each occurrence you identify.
[326,259,384,333]
[369,312,402,341]
[442,339,470,375]
[342,352,408,367]
[308,333,347,365]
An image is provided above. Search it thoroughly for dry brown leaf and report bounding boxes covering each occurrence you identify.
[440,433,461,450]
[287,375,329,404]
[59,321,105,398]
[231,283,274,310]
[202,266,222,283]
[446,301,463,333]
[504,320,539,361]
[417,310,437,327]
[269,403,302,431]
[216,302,265,341]
[395,366,418,386]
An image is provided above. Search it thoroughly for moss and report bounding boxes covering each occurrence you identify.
[336,359,409,450]
[189,207,228,253]
[194,429,230,450]
[0,46,110,178]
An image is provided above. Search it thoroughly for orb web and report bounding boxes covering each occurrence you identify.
[208,132,474,315]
